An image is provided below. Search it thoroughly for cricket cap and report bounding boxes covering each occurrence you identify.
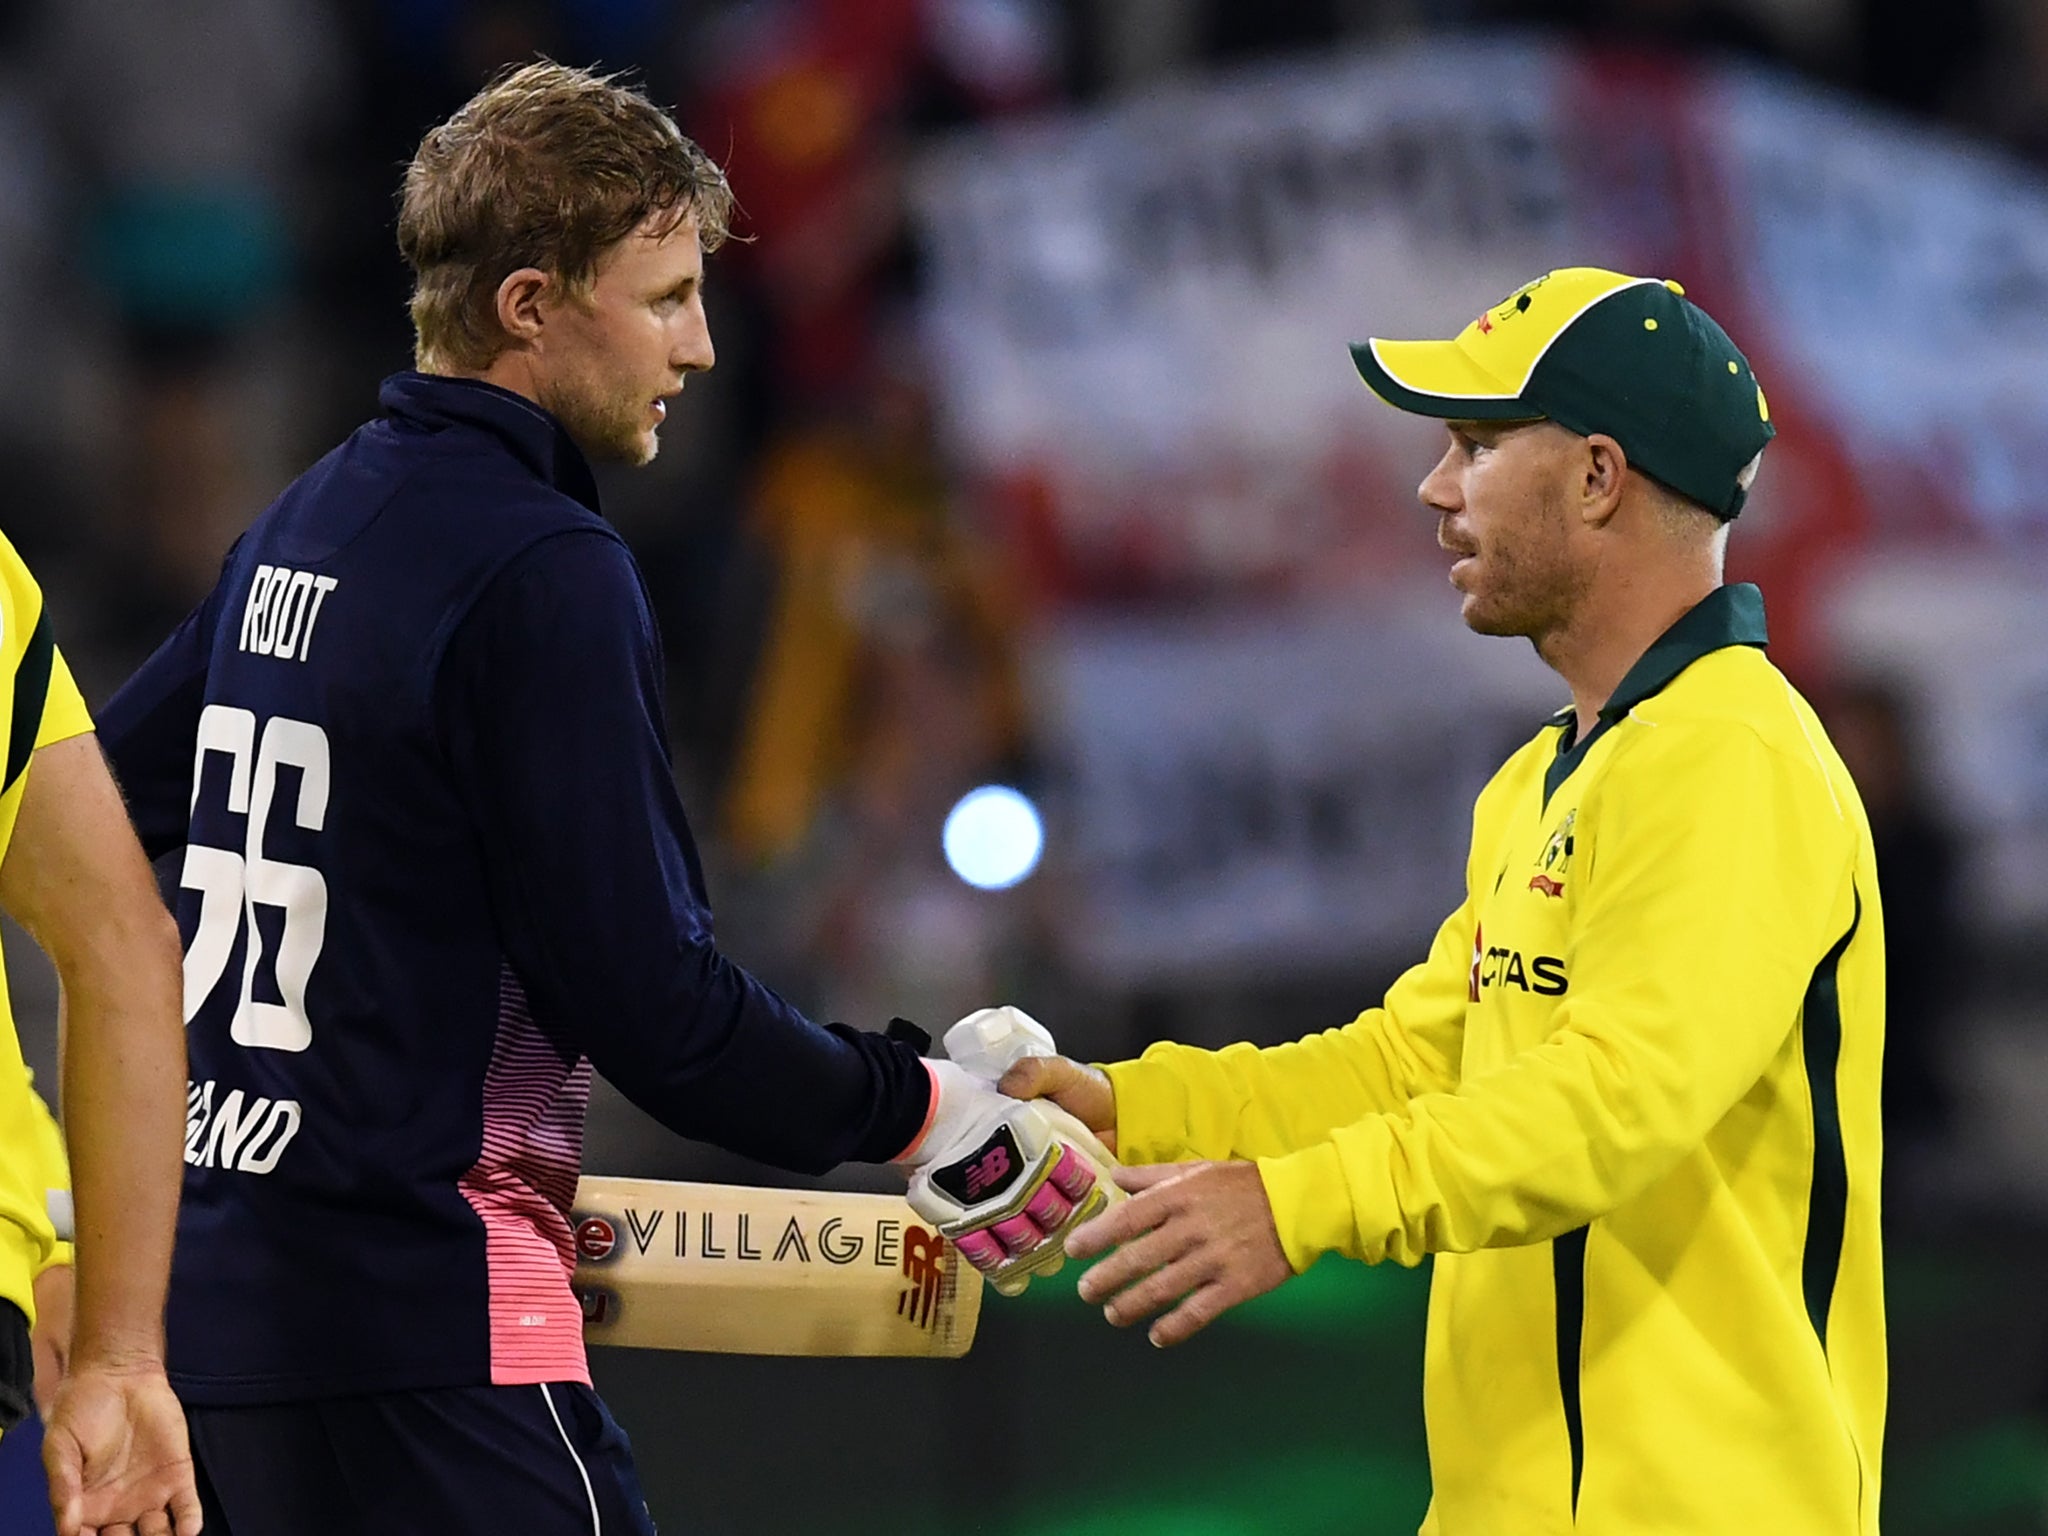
[1350,267,1776,520]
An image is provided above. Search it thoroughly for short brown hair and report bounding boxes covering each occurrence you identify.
[398,60,734,372]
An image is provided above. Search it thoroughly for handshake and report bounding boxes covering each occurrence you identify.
[900,1008,1122,1297]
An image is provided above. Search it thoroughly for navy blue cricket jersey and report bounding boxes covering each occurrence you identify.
[98,374,931,1404]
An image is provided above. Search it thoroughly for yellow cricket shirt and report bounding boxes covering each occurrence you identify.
[0,530,95,1327]
[1105,585,1884,1534]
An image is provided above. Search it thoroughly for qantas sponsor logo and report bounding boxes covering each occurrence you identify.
[184,1078,303,1173]
[1474,944,1569,996]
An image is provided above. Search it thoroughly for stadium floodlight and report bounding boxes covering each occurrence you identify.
[942,785,1044,890]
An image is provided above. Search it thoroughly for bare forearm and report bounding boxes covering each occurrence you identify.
[0,733,191,1372]
[59,910,185,1365]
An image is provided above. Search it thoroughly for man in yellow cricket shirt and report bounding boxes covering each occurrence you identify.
[1006,269,1885,1534]
[0,1073,73,1534]
[23,1079,71,1425]
[0,530,198,1536]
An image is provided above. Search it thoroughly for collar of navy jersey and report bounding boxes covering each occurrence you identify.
[377,371,603,515]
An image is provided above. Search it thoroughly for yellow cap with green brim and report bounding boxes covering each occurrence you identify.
[1350,267,1776,520]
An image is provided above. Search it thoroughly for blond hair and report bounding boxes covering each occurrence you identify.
[398,61,734,372]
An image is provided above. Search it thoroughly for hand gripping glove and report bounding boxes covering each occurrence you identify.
[902,1061,1122,1297]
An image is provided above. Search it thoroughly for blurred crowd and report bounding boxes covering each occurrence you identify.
[0,0,2030,1177]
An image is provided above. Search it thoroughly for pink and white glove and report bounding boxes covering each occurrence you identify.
[900,1060,1119,1297]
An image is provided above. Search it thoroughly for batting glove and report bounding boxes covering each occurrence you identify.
[902,1063,1120,1296]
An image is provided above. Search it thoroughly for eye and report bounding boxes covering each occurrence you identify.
[653,281,696,314]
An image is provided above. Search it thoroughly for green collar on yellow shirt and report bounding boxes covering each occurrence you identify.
[1544,582,1771,806]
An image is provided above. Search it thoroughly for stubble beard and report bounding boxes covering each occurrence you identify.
[1460,483,1585,647]
[542,371,660,467]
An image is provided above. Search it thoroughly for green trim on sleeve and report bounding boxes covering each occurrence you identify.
[1801,890,1861,1352]
[1553,1227,1589,1515]
[3,606,53,794]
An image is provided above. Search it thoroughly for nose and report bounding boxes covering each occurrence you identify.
[675,304,715,375]
[1418,442,1461,515]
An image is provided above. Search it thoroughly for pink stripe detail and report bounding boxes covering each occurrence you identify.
[891,1060,944,1164]
[458,967,593,1386]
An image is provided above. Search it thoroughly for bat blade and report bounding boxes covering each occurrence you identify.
[571,1176,983,1359]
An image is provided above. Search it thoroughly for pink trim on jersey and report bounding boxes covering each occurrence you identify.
[457,967,593,1386]
[891,1060,944,1163]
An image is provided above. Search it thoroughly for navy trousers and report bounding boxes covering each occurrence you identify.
[188,1381,658,1536]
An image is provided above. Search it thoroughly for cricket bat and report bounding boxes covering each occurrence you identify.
[571,1175,983,1359]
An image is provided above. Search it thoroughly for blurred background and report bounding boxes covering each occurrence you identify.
[4,0,2048,1531]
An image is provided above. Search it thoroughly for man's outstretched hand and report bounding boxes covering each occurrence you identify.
[997,1055,1117,1153]
[1067,1161,1294,1347]
[43,1358,203,1536]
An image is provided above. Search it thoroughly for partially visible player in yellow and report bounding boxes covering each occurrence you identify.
[0,1071,73,1535]
[0,531,199,1536]
[23,1075,72,1421]
[1009,270,1884,1534]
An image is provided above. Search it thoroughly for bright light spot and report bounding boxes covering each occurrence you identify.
[943,785,1043,890]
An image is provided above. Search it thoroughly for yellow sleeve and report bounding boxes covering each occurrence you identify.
[1258,722,1858,1272]
[1104,894,1474,1165]
[0,527,93,762]
[35,647,93,748]
[24,1072,72,1273]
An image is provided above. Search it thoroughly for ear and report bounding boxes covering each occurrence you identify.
[493,267,553,350]
[1579,434,1629,530]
